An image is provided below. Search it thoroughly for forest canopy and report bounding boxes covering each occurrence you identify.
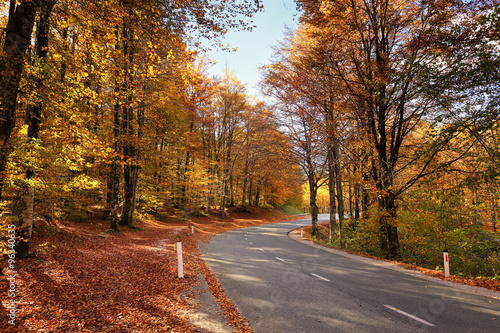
[1,0,499,277]
[0,0,303,258]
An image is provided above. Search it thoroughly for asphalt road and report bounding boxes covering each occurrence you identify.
[200,215,500,332]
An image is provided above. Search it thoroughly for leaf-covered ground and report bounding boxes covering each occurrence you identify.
[1,208,299,332]
[5,210,497,333]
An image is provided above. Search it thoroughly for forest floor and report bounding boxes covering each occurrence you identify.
[1,209,499,332]
[0,207,302,332]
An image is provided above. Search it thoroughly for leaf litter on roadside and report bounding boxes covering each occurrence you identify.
[1,209,301,332]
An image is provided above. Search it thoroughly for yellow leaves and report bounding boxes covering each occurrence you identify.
[166,49,175,60]
[147,65,156,78]
[63,174,102,192]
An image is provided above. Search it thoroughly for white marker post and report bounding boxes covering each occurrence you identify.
[443,250,450,278]
[177,242,184,278]
[191,225,194,234]
[301,227,303,238]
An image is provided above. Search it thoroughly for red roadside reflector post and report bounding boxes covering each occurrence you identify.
[443,250,450,278]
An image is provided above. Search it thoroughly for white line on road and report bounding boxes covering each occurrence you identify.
[311,273,331,282]
[249,242,253,245]
[275,257,286,262]
[258,248,264,252]
[384,305,435,327]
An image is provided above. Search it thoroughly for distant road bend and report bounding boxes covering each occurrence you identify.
[200,215,500,333]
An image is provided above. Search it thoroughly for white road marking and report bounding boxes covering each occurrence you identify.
[258,248,265,252]
[384,305,435,327]
[311,273,331,282]
[275,257,286,262]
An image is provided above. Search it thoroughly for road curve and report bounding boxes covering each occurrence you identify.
[200,215,500,332]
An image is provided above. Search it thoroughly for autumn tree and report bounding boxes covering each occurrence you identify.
[237,102,300,208]
[296,0,489,258]
[262,32,328,236]
[0,0,39,199]
[11,0,58,257]
[1,0,264,257]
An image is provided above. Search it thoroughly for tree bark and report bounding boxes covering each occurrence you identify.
[120,162,139,226]
[248,177,253,207]
[254,182,260,206]
[109,26,123,231]
[333,142,344,246]
[109,100,121,232]
[376,165,400,259]
[117,21,141,228]
[362,173,370,220]
[13,0,57,258]
[308,175,319,238]
[492,193,498,233]
[327,146,337,240]
[0,0,38,199]
[241,162,249,206]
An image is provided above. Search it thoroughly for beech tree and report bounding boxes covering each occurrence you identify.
[0,0,39,199]
[12,0,58,257]
[296,0,490,258]
[1,0,266,256]
[212,73,247,218]
[262,30,328,236]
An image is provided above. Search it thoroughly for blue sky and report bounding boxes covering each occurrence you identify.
[203,0,299,98]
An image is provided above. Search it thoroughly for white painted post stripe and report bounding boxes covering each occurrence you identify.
[384,305,435,327]
[311,273,330,282]
[177,242,184,278]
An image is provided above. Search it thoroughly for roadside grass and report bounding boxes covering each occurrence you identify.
[300,222,500,292]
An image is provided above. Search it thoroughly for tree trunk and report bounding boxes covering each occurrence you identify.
[13,0,56,258]
[362,173,370,220]
[248,177,253,207]
[109,26,124,231]
[473,187,481,226]
[376,166,400,259]
[118,21,140,228]
[12,185,34,258]
[333,143,344,247]
[120,99,139,227]
[254,183,260,206]
[0,0,38,199]
[349,177,353,220]
[109,100,121,232]
[120,162,139,226]
[241,166,248,206]
[354,180,360,223]
[180,150,190,216]
[229,172,234,207]
[220,177,227,218]
[492,193,498,233]
[309,175,319,238]
[327,147,337,240]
